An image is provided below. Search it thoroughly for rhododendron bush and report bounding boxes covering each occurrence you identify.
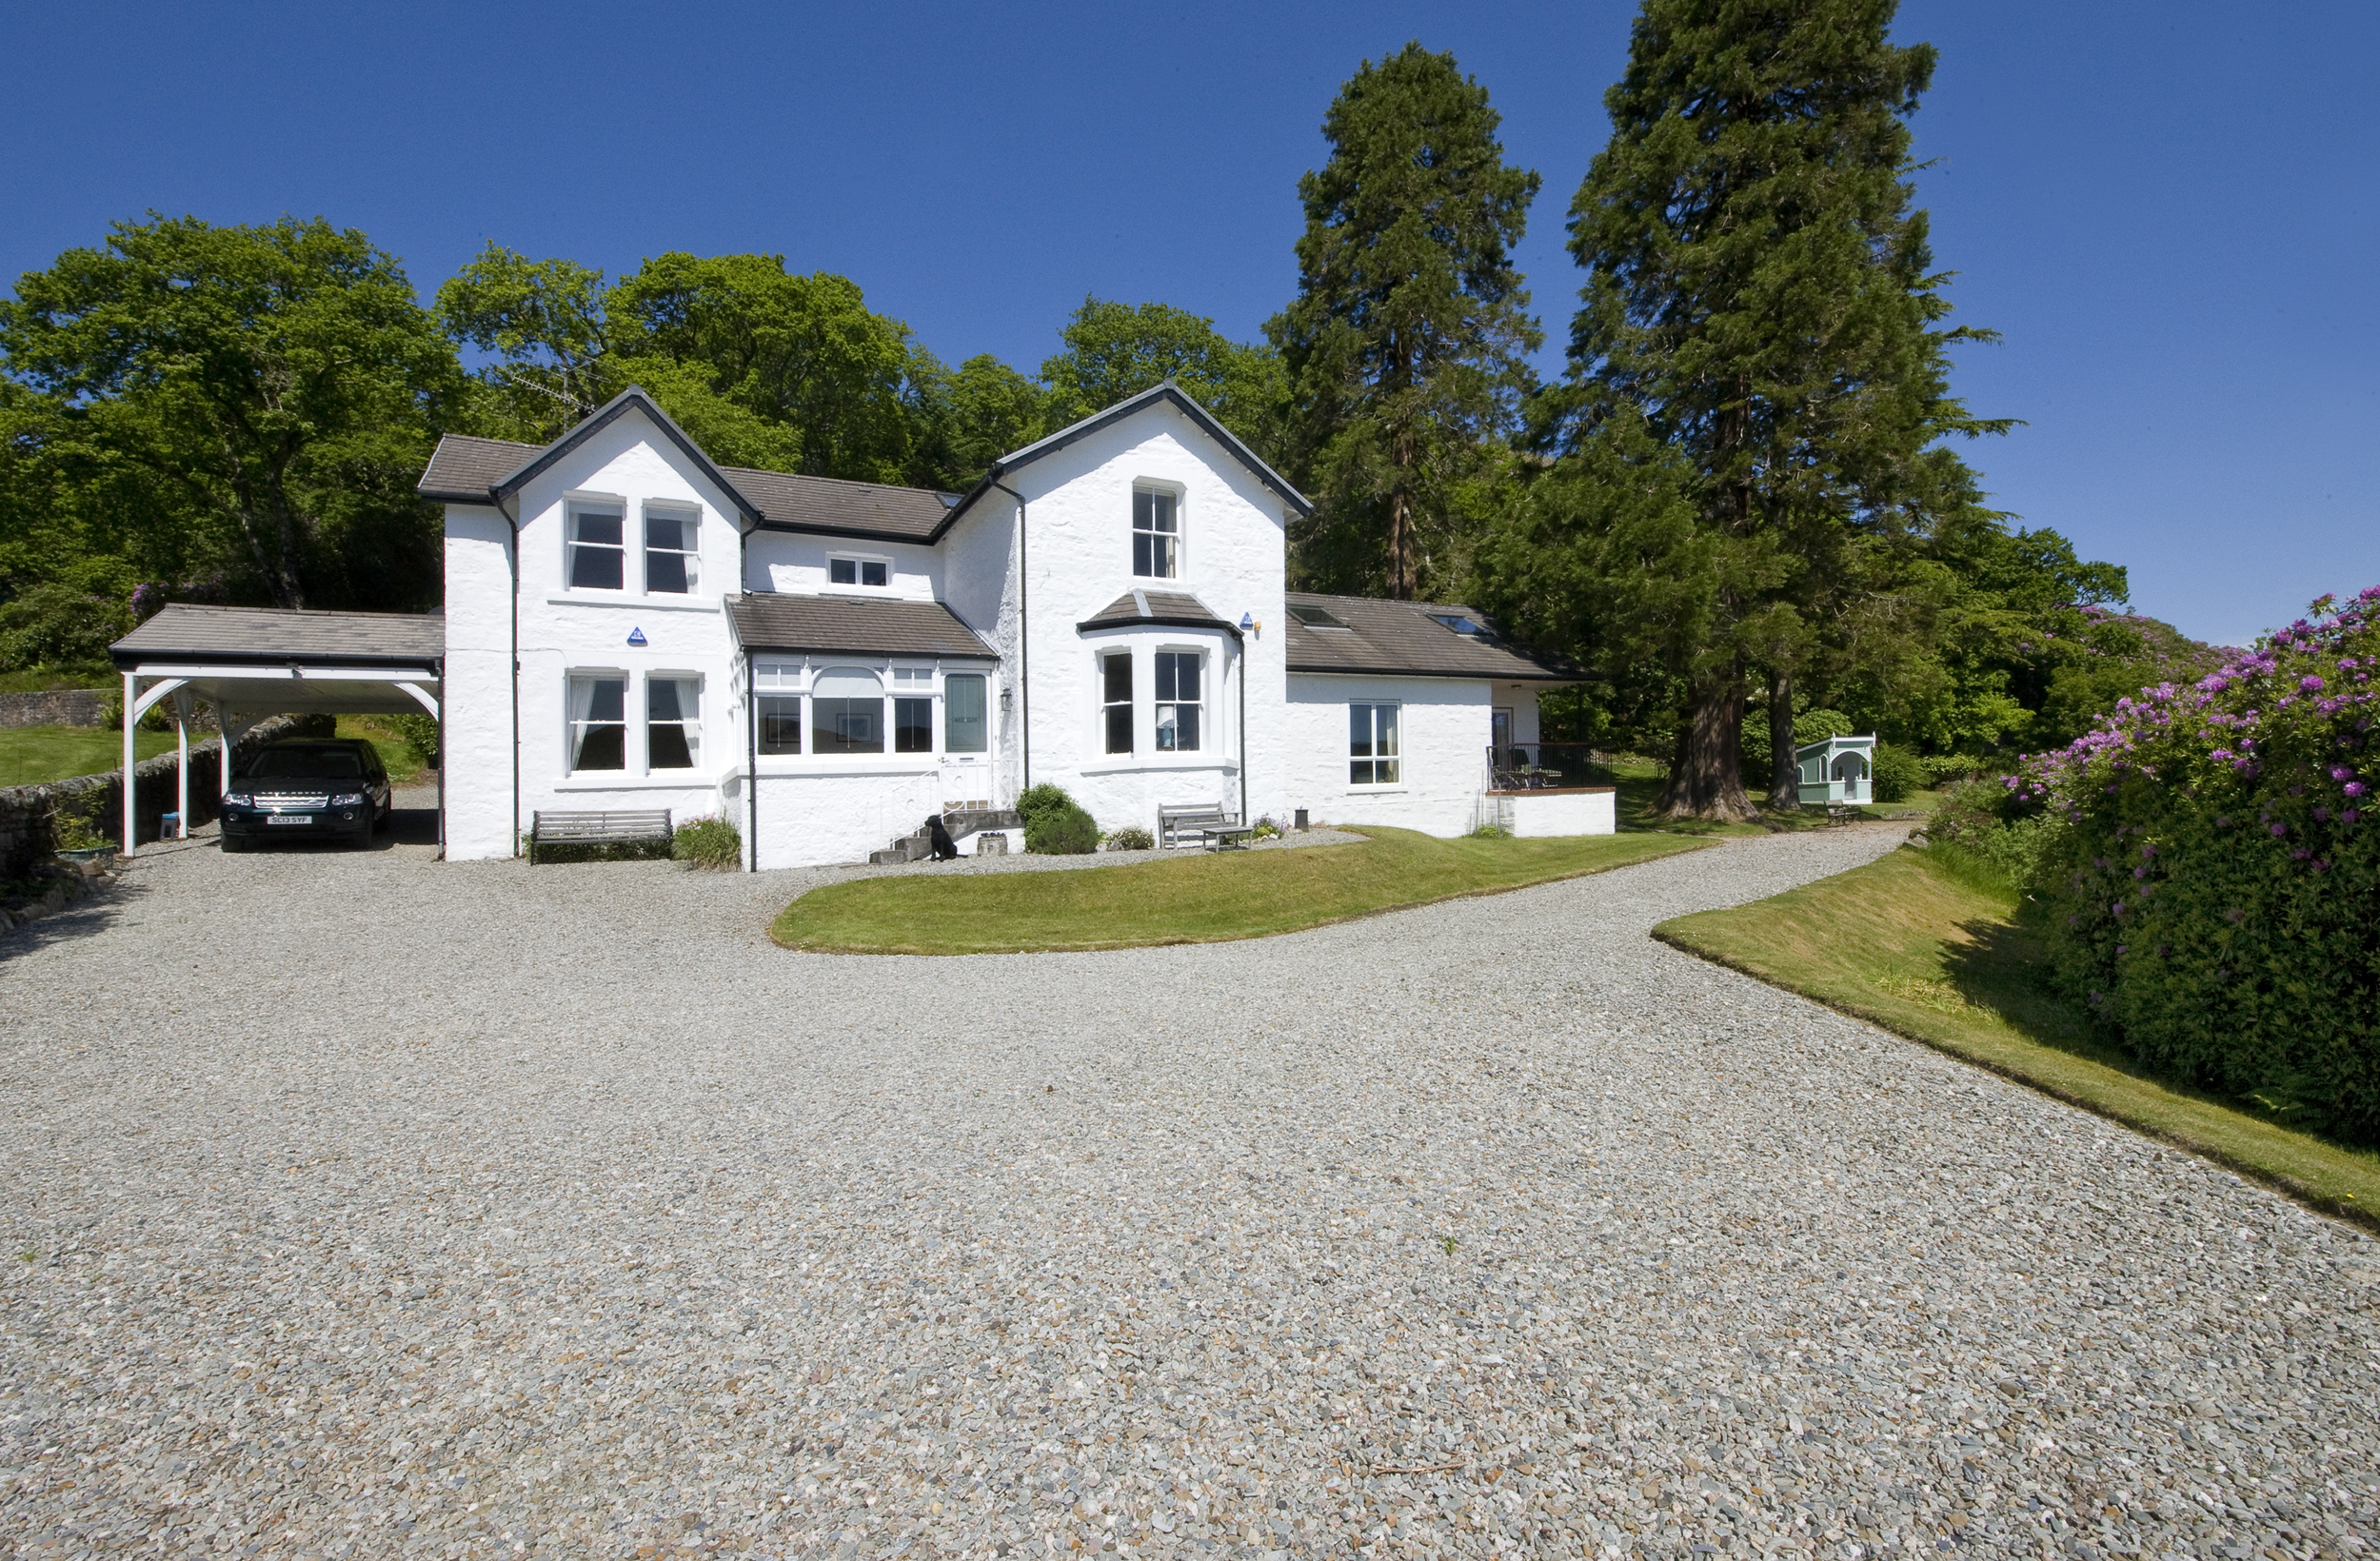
[2002,587,2378,1140]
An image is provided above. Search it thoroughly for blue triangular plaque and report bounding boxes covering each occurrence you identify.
[626,627,647,646]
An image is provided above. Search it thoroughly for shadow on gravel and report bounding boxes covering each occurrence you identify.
[0,880,129,959]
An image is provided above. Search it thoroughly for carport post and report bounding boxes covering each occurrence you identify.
[121,671,139,855]
[172,687,194,840]
[219,705,237,799]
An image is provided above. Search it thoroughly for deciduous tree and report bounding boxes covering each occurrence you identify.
[1039,297,1283,460]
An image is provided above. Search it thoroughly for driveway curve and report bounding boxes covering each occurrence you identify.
[2,820,2373,1559]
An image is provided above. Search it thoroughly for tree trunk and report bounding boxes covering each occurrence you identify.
[1388,427,1417,600]
[1656,683,1760,821]
[1766,675,1800,811]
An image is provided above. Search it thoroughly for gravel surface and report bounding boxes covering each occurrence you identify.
[2,806,2374,1561]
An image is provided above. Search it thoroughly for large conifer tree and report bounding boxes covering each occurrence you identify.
[1560,0,2005,819]
[1270,43,1541,600]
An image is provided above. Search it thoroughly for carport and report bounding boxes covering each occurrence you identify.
[109,604,445,856]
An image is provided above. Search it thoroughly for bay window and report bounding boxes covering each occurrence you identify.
[1101,652,1134,755]
[1154,651,1201,752]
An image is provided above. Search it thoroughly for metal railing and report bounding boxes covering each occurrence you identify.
[1487,741,1617,790]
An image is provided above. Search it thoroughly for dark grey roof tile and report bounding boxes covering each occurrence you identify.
[1281,592,1572,682]
[111,604,445,667]
[728,594,997,661]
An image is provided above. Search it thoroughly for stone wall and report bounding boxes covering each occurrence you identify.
[0,689,106,728]
[0,713,332,880]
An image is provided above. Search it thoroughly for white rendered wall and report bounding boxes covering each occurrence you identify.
[1501,789,1616,837]
[1282,674,1493,837]
[936,498,1022,806]
[746,533,943,602]
[442,504,519,860]
[505,408,749,843]
[752,768,947,869]
[1005,405,1290,833]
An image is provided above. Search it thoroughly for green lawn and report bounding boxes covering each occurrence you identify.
[0,723,177,788]
[774,826,1707,955]
[1655,843,2380,1231]
[1611,757,1939,836]
[333,715,434,786]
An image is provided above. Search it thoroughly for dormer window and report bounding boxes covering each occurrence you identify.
[830,556,889,588]
[1133,489,1178,579]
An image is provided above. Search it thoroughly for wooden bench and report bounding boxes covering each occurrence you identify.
[1158,802,1239,850]
[530,809,672,862]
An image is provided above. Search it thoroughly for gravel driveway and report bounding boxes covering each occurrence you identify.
[2,806,2374,1561]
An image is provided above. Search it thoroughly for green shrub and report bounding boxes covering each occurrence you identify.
[0,583,129,672]
[527,836,671,866]
[383,711,440,767]
[1467,821,1510,839]
[1103,825,1155,852]
[673,815,743,870]
[1014,782,1077,828]
[1251,818,1282,840]
[2007,586,2380,1140]
[1871,742,1924,803]
[1740,706,1853,784]
[1026,801,1099,855]
[1919,754,1991,788]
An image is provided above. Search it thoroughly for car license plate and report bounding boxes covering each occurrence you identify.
[267,815,313,825]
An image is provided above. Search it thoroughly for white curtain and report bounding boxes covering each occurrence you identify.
[567,676,599,768]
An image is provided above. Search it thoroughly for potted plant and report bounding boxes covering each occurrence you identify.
[50,796,116,869]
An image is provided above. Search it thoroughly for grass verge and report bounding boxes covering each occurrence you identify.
[0,723,178,788]
[774,826,1707,955]
[1654,843,2380,1231]
[334,715,435,786]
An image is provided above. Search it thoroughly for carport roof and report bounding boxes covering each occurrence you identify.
[110,604,445,670]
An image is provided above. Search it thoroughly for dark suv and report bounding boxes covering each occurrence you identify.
[217,740,392,852]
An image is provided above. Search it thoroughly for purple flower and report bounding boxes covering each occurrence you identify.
[2140,842,2156,859]
[2346,809,2364,824]
[2210,748,2233,761]
[2350,781,2370,798]
[2270,822,2289,838]
[2302,675,2326,692]
[2112,900,2128,918]
[2115,944,2128,956]
[2314,806,2331,822]
[2331,765,2355,782]
[2133,866,2147,879]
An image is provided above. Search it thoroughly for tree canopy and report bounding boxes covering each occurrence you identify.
[1270,41,1543,600]
[0,213,462,616]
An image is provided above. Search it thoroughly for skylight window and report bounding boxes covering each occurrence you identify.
[1429,612,1485,636]
[1288,603,1350,630]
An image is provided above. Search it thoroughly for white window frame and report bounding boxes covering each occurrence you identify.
[1132,484,1181,580]
[811,665,887,756]
[889,665,937,756]
[566,669,629,773]
[1153,647,1203,754]
[646,672,703,773]
[827,552,893,589]
[564,496,627,593]
[942,670,989,756]
[1099,649,1134,756]
[755,659,805,757]
[643,503,701,596]
[1349,701,1401,787]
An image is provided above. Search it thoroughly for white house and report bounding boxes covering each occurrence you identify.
[419,383,1591,869]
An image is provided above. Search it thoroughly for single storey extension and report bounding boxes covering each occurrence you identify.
[419,381,1593,869]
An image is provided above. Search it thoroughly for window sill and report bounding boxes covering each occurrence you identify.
[544,592,719,613]
[1076,758,1239,777]
[755,759,944,776]
[556,774,716,790]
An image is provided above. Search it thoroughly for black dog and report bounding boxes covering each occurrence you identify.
[925,813,961,861]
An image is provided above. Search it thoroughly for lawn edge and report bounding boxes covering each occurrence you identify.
[1649,922,2380,1236]
[772,832,1713,956]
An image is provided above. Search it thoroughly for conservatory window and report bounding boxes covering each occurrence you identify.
[645,509,698,594]
[1349,701,1400,785]
[566,504,625,591]
[1101,651,1134,755]
[1154,651,1201,753]
[812,667,883,755]
[567,674,626,771]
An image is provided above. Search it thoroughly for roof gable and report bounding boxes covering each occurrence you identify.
[943,381,1309,529]
[488,387,762,524]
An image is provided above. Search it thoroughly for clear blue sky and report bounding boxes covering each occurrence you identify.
[6,0,2373,648]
